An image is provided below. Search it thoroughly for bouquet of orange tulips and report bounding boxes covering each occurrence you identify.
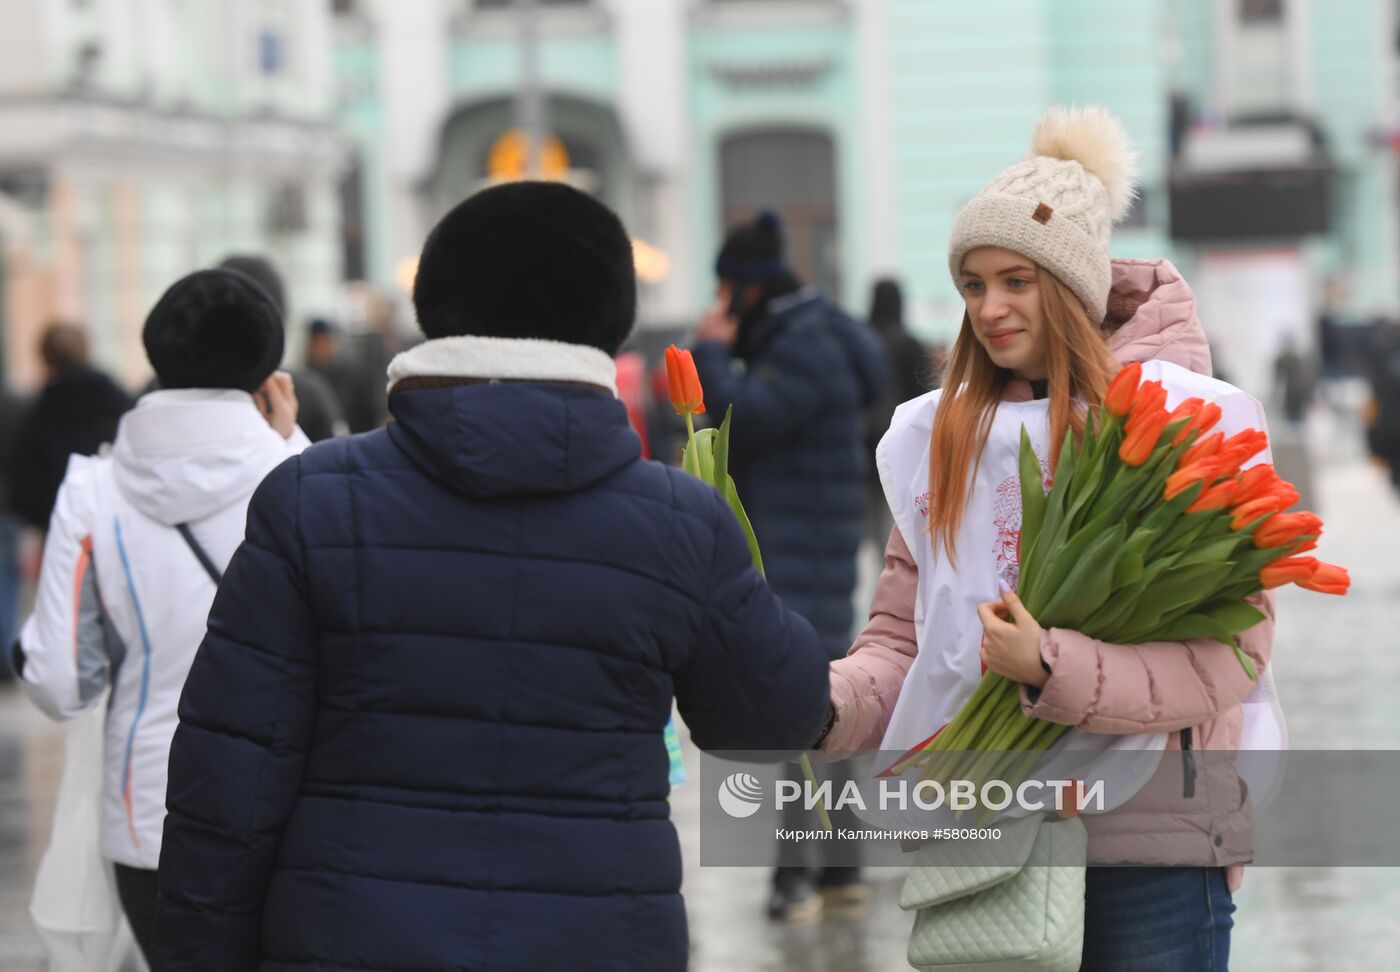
[892,362,1348,785]
[664,345,832,830]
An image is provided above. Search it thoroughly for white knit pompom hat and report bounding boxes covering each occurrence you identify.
[948,104,1140,324]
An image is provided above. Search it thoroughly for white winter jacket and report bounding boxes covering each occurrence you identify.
[19,389,309,869]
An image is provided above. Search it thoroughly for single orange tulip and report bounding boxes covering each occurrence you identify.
[1179,401,1223,445]
[1253,511,1323,548]
[1181,431,1225,468]
[1104,362,1142,416]
[1230,485,1299,529]
[1260,555,1319,589]
[1234,464,1282,505]
[1127,380,1168,430]
[1166,398,1205,444]
[1164,459,1220,500]
[1119,410,1169,466]
[1297,561,1349,595]
[1213,430,1269,474]
[664,344,706,416]
[1185,479,1240,514]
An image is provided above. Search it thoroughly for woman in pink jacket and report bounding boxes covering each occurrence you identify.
[817,106,1278,970]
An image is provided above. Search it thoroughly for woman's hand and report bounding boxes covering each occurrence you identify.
[695,300,739,346]
[255,371,299,440]
[977,590,1049,689]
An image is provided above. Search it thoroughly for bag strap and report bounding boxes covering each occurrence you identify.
[175,523,222,585]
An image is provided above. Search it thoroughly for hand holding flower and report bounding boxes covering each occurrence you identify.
[977,591,1049,689]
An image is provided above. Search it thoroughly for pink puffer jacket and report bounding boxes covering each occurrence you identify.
[822,259,1275,890]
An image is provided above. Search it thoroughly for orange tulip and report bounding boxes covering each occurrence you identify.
[1252,511,1322,548]
[1297,561,1349,595]
[1185,479,1240,514]
[1234,464,1282,505]
[1127,380,1168,430]
[1166,397,1204,444]
[1260,555,1318,589]
[1181,431,1225,468]
[1104,362,1142,416]
[664,344,706,416]
[1164,459,1220,500]
[1212,430,1269,476]
[1230,486,1299,530]
[1175,401,1223,446]
[1119,409,1169,466]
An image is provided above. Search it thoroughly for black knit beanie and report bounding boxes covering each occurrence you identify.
[413,181,637,355]
[715,210,791,284]
[143,269,285,392]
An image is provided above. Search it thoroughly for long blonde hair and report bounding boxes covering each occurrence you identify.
[927,270,1119,563]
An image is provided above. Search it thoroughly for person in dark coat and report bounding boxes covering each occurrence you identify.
[863,278,935,545]
[690,210,886,920]
[218,255,348,441]
[7,323,130,531]
[0,385,25,675]
[1366,318,1400,492]
[151,182,830,972]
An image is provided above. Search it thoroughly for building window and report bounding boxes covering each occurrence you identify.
[475,0,590,8]
[258,29,284,74]
[1238,0,1283,24]
[720,130,840,298]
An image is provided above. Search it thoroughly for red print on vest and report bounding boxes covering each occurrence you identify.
[992,459,1052,590]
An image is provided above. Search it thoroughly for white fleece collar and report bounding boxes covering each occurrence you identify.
[386,335,617,396]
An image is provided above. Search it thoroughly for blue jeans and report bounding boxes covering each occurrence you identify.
[1080,866,1235,971]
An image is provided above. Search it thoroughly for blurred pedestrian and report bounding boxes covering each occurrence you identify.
[816,105,1274,970]
[6,323,130,532]
[1272,335,1315,429]
[1365,319,1400,492]
[0,386,25,676]
[691,209,886,920]
[12,269,308,966]
[219,254,348,441]
[864,278,935,547]
[305,316,359,422]
[150,182,829,972]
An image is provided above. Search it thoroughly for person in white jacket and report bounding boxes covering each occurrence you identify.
[11,268,309,964]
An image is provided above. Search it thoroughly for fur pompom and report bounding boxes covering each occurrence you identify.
[1031,105,1139,222]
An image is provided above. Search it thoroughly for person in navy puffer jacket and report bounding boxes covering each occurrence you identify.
[691,211,886,920]
[150,182,831,972]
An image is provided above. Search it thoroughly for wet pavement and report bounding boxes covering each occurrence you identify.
[2,410,1398,970]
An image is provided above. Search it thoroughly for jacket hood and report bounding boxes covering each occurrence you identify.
[1104,258,1212,374]
[387,383,641,499]
[111,390,297,525]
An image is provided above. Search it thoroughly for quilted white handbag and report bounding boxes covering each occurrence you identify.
[901,814,1087,972]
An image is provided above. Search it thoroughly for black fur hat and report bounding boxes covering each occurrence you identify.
[142,269,285,392]
[715,210,790,284]
[412,181,637,355]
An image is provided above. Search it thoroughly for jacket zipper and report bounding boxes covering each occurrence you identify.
[1181,726,1197,799]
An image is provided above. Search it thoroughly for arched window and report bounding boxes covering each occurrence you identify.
[719,129,839,297]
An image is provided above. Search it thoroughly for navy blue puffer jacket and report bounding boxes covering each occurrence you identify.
[151,382,829,972]
[693,290,886,657]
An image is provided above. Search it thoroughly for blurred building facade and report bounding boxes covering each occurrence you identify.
[0,0,345,388]
[335,0,1400,396]
[1,0,1394,399]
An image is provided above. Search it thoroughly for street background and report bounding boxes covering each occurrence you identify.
[0,405,1396,970]
[4,0,1400,969]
